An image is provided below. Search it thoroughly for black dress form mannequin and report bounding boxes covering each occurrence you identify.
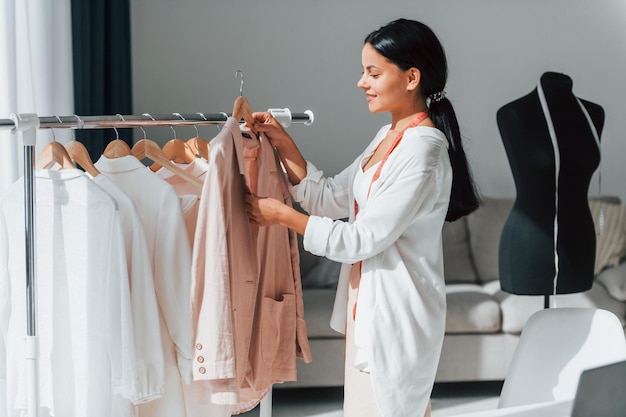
[497,72,604,295]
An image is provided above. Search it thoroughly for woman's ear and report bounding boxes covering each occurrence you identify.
[406,67,421,91]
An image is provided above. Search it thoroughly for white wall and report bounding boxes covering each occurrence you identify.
[131,0,626,201]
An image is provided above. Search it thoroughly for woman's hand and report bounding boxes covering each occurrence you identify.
[250,112,309,186]
[245,193,310,235]
[245,194,285,227]
[250,112,293,150]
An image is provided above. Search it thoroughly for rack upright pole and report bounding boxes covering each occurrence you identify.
[10,113,41,417]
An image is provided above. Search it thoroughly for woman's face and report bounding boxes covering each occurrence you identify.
[357,43,417,115]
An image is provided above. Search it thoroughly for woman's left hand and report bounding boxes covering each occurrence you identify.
[245,194,285,227]
[245,193,310,235]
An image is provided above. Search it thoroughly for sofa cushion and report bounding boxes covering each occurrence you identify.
[492,280,626,334]
[445,284,501,333]
[466,198,514,283]
[301,288,341,338]
[596,262,626,302]
[442,218,479,283]
[589,200,626,274]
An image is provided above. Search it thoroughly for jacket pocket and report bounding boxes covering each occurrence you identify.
[260,293,296,367]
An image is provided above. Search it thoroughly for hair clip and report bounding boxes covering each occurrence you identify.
[429,90,446,102]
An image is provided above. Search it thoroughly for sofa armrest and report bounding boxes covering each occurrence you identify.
[596,262,626,302]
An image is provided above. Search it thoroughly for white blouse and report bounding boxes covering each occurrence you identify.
[291,125,452,417]
[0,169,139,417]
[94,155,193,417]
[90,174,165,405]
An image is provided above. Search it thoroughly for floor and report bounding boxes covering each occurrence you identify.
[239,381,503,417]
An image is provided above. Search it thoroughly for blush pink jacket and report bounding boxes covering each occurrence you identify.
[191,117,311,410]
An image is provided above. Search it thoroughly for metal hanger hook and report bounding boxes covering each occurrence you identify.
[172,113,185,138]
[52,115,63,142]
[182,112,199,137]
[235,70,244,96]
[217,111,229,131]
[73,114,84,130]
[114,114,125,140]
[194,112,206,135]
[73,114,84,140]
[141,113,155,139]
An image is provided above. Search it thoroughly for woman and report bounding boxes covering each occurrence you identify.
[245,18,480,417]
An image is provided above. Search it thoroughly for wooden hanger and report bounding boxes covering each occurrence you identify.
[103,139,132,158]
[65,140,100,177]
[186,118,210,161]
[186,136,209,161]
[233,95,257,134]
[132,138,203,190]
[149,138,196,172]
[102,117,132,158]
[164,138,196,163]
[36,141,76,170]
[232,70,257,134]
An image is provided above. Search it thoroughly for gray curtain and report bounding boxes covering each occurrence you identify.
[71,0,133,158]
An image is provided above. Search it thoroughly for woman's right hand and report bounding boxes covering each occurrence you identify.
[250,112,294,150]
[250,111,309,185]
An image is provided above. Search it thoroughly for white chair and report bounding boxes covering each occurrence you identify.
[498,307,626,408]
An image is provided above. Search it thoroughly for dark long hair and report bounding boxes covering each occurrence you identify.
[365,19,480,221]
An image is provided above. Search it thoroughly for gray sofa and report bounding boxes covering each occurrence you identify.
[281,197,626,388]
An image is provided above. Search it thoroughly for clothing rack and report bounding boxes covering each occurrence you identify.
[4,109,314,417]
[1,109,314,130]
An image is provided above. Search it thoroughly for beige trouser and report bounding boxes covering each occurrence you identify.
[343,263,432,417]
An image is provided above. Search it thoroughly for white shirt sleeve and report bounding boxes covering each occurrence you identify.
[104,209,143,401]
[154,187,193,383]
[289,160,354,220]
[91,175,164,403]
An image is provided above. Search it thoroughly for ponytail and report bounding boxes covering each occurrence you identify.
[429,97,481,221]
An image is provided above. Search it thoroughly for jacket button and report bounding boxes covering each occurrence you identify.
[199,367,206,374]
[196,343,203,350]
[197,356,205,363]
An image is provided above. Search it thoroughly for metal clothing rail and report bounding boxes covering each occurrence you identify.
[1,109,314,130]
[7,108,314,417]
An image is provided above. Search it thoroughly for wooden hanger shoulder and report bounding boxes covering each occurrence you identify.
[36,142,75,170]
[65,140,100,177]
[103,139,132,158]
[133,139,203,190]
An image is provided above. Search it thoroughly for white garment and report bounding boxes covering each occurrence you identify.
[95,155,193,417]
[0,169,138,417]
[90,174,165,407]
[292,126,452,417]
